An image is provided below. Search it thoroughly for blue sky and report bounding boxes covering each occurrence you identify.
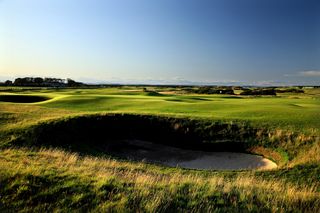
[0,0,319,85]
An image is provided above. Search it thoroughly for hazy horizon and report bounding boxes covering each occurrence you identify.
[1,0,319,85]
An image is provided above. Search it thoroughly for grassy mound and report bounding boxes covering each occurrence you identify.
[10,113,318,166]
[13,114,251,153]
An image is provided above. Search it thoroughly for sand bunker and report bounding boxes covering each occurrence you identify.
[0,95,50,103]
[105,140,277,170]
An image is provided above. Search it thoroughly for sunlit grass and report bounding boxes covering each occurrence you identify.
[0,148,319,212]
[0,87,319,211]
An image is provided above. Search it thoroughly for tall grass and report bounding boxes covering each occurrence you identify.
[0,148,319,212]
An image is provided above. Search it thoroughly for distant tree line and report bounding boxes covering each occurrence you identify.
[240,88,276,95]
[275,88,304,93]
[0,77,84,87]
[188,86,235,95]
[181,86,280,95]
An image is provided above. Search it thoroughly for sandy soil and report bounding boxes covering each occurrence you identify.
[104,140,277,171]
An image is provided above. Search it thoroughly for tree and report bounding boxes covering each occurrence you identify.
[4,80,13,86]
[67,78,83,87]
[14,78,24,86]
[34,77,44,85]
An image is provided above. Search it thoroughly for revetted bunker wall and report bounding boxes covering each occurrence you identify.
[19,114,258,153]
[16,114,317,162]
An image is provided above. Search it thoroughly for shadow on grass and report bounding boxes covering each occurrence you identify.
[13,114,255,158]
[0,95,50,103]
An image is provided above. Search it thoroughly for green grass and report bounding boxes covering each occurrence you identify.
[35,90,320,134]
[0,86,319,212]
[1,87,319,139]
[0,148,319,212]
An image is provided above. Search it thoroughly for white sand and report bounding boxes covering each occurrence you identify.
[165,152,277,170]
[106,140,277,171]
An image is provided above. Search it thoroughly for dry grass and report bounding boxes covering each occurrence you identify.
[0,148,319,212]
[290,140,320,166]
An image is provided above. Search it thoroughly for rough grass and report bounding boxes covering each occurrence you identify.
[0,86,319,212]
[0,148,319,212]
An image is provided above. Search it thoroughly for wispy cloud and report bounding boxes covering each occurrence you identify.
[284,70,320,77]
[299,70,320,77]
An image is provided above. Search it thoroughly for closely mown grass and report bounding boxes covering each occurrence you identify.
[40,90,320,135]
[0,86,319,212]
[2,86,319,133]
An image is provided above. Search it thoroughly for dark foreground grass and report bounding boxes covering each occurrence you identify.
[0,148,319,212]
